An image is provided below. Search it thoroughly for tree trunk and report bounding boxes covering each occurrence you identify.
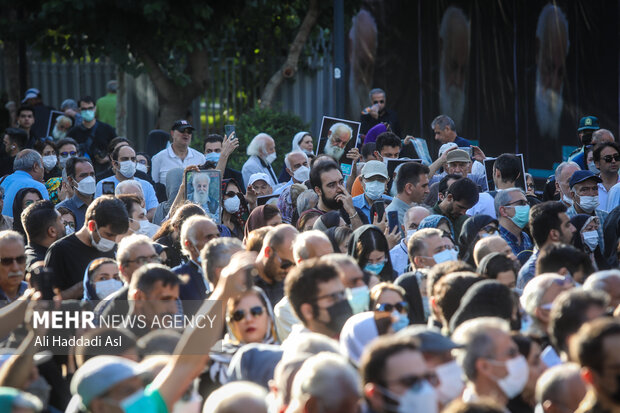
[3,40,21,106]
[260,0,321,109]
[157,98,193,134]
[116,67,127,137]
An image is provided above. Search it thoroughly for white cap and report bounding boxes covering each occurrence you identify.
[248,173,271,187]
[361,160,388,179]
[438,142,458,157]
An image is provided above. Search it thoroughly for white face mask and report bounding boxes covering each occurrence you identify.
[90,225,116,252]
[435,360,465,404]
[42,155,57,170]
[136,163,148,174]
[118,160,136,178]
[576,194,599,213]
[65,224,75,235]
[562,193,574,206]
[95,278,123,299]
[364,180,386,201]
[433,248,458,264]
[380,380,438,413]
[489,355,529,399]
[76,176,96,195]
[406,229,417,241]
[224,196,241,214]
[582,230,599,251]
[265,152,277,164]
[293,165,310,183]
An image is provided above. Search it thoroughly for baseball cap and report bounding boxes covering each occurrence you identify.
[569,170,602,189]
[578,116,600,131]
[70,356,142,408]
[438,142,458,158]
[171,119,194,132]
[397,326,461,352]
[248,173,271,187]
[361,160,388,179]
[446,149,471,164]
[21,88,40,103]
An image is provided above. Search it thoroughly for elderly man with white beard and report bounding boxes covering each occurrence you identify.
[438,6,470,129]
[191,173,219,222]
[323,122,353,162]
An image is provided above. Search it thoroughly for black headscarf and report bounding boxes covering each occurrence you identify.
[458,215,498,266]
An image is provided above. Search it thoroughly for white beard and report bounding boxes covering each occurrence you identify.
[439,62,466,128]
[193,189,209,206]
[535,69,564,139]
[324,138,345,160]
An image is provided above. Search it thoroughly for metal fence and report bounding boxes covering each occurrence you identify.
[2,34,334,150]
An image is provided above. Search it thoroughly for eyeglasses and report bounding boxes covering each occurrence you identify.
[375,301,408,313]
[273,251,295,270]
[0,255,26,266]
[125,255,161,265]
[373,100,385,104]
[602,154,620,163]
[385,372,439,388]
[230,306,265,322]
[60,151,77,157]
[505,200,528,207]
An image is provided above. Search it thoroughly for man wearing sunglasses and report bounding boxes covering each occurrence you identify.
[254,224,298,308]
[360,88,401,137]
[0,230,28,302]
[592,142,620,211]
[361,335,437,413]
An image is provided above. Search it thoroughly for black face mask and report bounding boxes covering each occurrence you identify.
[324,299,353,335]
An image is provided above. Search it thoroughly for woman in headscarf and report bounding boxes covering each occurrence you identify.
[348,225,397,282]
[312,210,345,232]
[12,188,43,236]
[326,225,353,253]
[152,167,183,225]
[207,287,279,389]
[82,258,123,302]
[571,214,610,271]
[418,214,455,241]
[221,178,250,240]
[458,215,499,266]
[296,208,323,232]
[277,132,315,183]
[153,203,205,268]
[243,204,282,241]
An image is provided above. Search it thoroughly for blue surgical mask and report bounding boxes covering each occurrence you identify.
[391,311,409,332]
[205,152,220,163]
[509,204,530,229]
[364,261,385,275]
[81,109,95,122]
[433,248,458,264]
[346,285,370,314]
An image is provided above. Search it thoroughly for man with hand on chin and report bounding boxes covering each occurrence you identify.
[45,196,128,299]
[310,159,367,229]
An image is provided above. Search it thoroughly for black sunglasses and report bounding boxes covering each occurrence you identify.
[375,301,408,313]
[602,154,620,163]
[231,306,264,322]
[386,372,439,388]
[0,255,26,266]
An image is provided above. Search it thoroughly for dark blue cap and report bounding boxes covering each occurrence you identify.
[578,116,600,131]
[569,170,602,189]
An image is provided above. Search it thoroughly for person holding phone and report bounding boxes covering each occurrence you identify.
[360,88,401,137]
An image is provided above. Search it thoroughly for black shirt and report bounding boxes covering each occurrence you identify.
[67,120,116,163]
[25,242,48,272]
[360,108,402,137]
[44,234,116,291]
[253,276,284,308]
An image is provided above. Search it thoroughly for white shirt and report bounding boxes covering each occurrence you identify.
[467,191,497,218]
[151,143,206,183]
[274,296,300,341]
[599,175,620,211]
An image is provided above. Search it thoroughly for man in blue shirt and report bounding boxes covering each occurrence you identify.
[431,114,471,148]
[495,188,533,265]
[0,230,29,303]
[352,160,392,222]
[95,145,158,220]
[1,149,49,217]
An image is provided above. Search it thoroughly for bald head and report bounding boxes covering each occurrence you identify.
[473,235,516,266]
[404,206,431,233]
[292,230,334,263]
[263,224,299,250]
[592,129,615,144]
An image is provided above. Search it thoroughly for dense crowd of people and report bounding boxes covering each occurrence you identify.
[1,86,620,413]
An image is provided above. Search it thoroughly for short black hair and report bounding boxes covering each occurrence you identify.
[480,254,516,280]
[33,138,56,155]
[572,317,620,374]
[130,264,180,295]
[395,162,430,193]
[78,96,95,106]
[529,201,567,247]
[493,154,521,183]
[21,200,58,243]
[84,196,129,234]
[375,132,402,153]
[448,178,479,206]
[593,142,620,162]
[309,159,340,192]
[361,142,376,159]
[438,174,463,196]
[205,134,224,144]
[111,143,135,161]
[56,137,79,151]
[116,194,142,217]
[17,105,34,118]
[285,260,340,325]
[360,335,420,386]
[6,129,28,150]
[107,137,131,155]
[65,157,92,179]
[536,244,593,276]
[550,289,608,353]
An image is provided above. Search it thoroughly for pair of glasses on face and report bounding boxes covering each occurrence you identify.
[375,301,408,313]
[230,306,264,322]
[0,255,26,266]
[373,100,385,104]
[602,154,620,163]
[60,151,77,157]
[386,372,439,389]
